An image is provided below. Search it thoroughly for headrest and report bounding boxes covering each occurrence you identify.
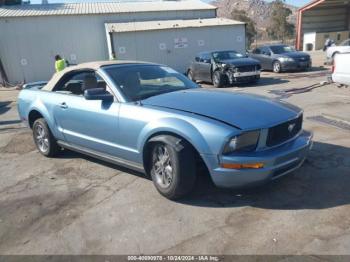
[82,74,98,91]
[65,82,82,95]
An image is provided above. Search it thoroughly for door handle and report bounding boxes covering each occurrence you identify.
[60,102,68,109]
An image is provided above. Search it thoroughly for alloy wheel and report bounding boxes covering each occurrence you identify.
[153,145,173,189]
[273,62,281,73]
[188,71,194,81]
[213,72,220,85]
[35,124,49,153]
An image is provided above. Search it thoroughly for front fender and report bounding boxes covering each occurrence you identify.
[137,117,213,157]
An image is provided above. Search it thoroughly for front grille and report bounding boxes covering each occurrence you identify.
[237,65,259,73]
[266,114,303,147]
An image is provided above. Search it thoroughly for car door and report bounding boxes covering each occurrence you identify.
[52,70,121,156]
[197,53,212,82]
[250,48,266,69]
[259,47,274,70]
[190,55,201,80]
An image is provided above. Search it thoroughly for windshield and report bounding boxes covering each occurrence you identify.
[212,51,245,61]
[104,64,198,101]
[270,45,295,54]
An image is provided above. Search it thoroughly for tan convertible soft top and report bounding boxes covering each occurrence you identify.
[42,60,152,91]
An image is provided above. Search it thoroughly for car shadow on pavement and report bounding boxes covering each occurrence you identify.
[200,77,289,89]
[55,141,350,210]
[58,149,149,180]
[239,77,290,88]
[180,141,350,210]
[0,101,12,115]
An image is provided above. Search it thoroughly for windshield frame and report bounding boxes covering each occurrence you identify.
[101,64,199,102]
[270,45,295,54]
[212,50,246,62]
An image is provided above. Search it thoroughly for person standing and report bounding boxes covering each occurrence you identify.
[55,55,67,72]
[323,38,335,52]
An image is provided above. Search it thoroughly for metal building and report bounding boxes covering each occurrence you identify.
[105,18,245,73]
[296,0,350,51]
[0,0,246,83]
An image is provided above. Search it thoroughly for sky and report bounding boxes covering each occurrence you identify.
[29,0,311,7]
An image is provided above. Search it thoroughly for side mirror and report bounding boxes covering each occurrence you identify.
[84,88,114,102]
[195,57,200,62]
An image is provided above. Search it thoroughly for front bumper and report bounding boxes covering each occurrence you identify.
[204,130,313,188]
[281,60,311,71]
[227,71,261,84]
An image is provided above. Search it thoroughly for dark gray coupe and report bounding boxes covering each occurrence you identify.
[250,44,312,73]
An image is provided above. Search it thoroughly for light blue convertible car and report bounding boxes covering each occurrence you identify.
[17,61,313,199]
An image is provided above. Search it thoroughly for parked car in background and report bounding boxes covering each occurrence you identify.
[17,61,313,200]
[250,44,312,73]
[332,52,350,86]
[187,50,261,88]
[326,39,350,62]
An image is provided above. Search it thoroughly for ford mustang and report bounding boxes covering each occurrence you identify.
[17,61,313,200]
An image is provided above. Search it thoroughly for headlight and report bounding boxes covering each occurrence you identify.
[279,57,294,62]
[223,130,260,154]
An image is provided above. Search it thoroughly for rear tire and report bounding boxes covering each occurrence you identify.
[149,137,196,200]
[32,118,60,157]
[187,70,196,82]
[212,70,227,88]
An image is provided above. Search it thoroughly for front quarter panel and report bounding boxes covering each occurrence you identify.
[118,103,237,164]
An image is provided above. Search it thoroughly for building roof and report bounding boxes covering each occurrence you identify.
[106,18,244,33]
[299,0,350,11]
[0,0,216,18]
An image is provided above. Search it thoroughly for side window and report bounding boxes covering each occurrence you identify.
[253,48,261,54]
[261,47,271,56]
[54,71,110,96]
[199,53,211,63]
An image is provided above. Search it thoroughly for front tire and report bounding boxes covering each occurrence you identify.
[32,118,59,157]
[212,70,227,88]
[150,138,196,200]
[273,61,282,73]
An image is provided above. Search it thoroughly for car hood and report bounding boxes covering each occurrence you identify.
[218,57,260,67]
[142,89,301,130]
[277,51,310,59]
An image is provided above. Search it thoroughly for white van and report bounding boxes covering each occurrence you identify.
[332,53,350,86]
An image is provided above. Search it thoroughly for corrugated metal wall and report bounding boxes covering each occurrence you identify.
[111,25,246,74]
[302,7,349,33]
[0,9,215,83]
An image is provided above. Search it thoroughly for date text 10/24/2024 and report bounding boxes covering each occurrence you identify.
[127,256,220,261]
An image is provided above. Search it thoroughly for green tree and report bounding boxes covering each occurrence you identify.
[267,0,295,42]
[231,9,257,48]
